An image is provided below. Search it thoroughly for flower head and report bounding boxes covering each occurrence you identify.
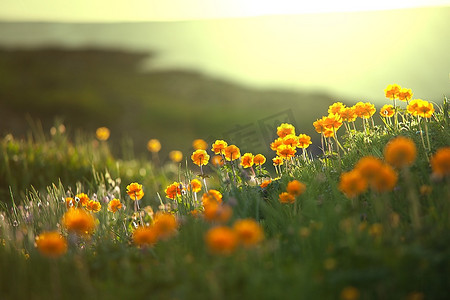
[205,226,238,255]
[323,114,343,130]
[240,153,254,168]
[169,150,183,163]
[35,231,67,258]
[313,117,327,134]
[282,134,299,148]
[270,138,284,151]
[75,193,90,207]
[260,179,272,188]
[384,84,401,100]
[277,123,296,138]
[384,136,417,168]
[430,147,450,178]
[224,145,241,161]
[95,127,110,141]
[233,219,264,248]
[253,154,266,166]
[202,189,223,206]
[279,192,296,204]
[297,134,312,149]
[371,164,398,192]
[379,104,395,118]
[133,226,158,247]
[276,145,296,159]
[65,197,76,209]
[147,139,161,153]
[153,212,178,239]
[339,107,357,122]
[407,99,434,118]
[328,102,345,115]
[286,180,306,196]
[191,149,210,166]
[272,156,284,166]
[339,170,368,198]
[165,182,182,199]
[354,102,376,119]
[192,139,208,150]
[354,156,383,182]
[211,140,228,155]
[212,155,224,167]
[62,208,96,235]
[86,200,101,213]
[107,199,122,213]
[398,87,413,101]
[126,182,144,201]
[189,179,202,193]
[203,201,233,223]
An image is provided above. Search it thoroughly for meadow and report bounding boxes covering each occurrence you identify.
[0,84,449,299]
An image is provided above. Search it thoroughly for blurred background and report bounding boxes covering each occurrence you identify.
[0,0,449,159]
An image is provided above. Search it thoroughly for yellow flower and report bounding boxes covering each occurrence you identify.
[276,144,297,159]
[153,212,178,240]
[323,129,335,138]
[407,99,434,118]
[384,84,401,100]
[133,226,158,247]
[107,199,122,213]
[328,102,346,115]
[339,170,368,198]
[277,123,296,138]
[354,102,376,119]
[189,179,202,193]
[430,147,450,178]
[211,155,224,167]
[297,134,312,149]
[165,182,182,200]
[169,150,183,163]
[35,231,67,258]
[62,208,96,235]
[384,136,417,168]
[95,127,110,141]
[398,87,413,101]
[86,200,101,213]
[205,226,238,255]
[126,182,144,201]
[191,149,210,166]
[379,104,395,118]
[253,154,266,166]
[323,114,343,130]
[282,134,299,148]
[272,156,284,166]
[354,156,383,182]
[240,153,254,168]
[224,145,241,161]
[75,193,90,207]
[233,219,264,248]
[270,138,284,151]
[211,140,228,155]
[279,192,296,204]
[202,189,223,206]
[192,139,208,150]
[313,117,327,134]
[339,107,357,122]
[147,139,161,153]
[286,180,306,196]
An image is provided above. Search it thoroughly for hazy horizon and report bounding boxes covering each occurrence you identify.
[0,6,449,103]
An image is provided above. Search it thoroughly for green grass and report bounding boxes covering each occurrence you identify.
[0,94,449,299]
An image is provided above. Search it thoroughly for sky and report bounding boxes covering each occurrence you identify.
[1,0,449,22]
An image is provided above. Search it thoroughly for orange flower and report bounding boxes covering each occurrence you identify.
[407,99,434,118]
[147,139,161,153]
[203,201,233,223]
[328,102,346,115]
[270,138,284,151]
[313,117,327,134]
[379,104,395,118]
[165,182,182,199]
[95,127,110,141]
[86,200,101,213]
[384,136,417,168]
[277,144,297,159]
[354,156,383,182]
[211,155,224,167]
[323,129,335,138]
[202,189,223,205]
[240,153,254,168]
[233,219,264,248]
[126,182,144,201]
[224,145,241,161]
[260,179,272,188]
[211,140,228,155]
[384,84,401,100]
[189,179,202,193]
[153,212,178,239]
[430,147,450,178]
[371,164,398,192]
[406,99,421,115]
[339,107,357,122]
[297,134,312,149]
[277,123,296,138]
[272,156,284,166]
[279,192,296,204]
[339,170,368,198]
[354,102,376,119]
[191,149,210,166]
[205,226,238,255]
[340,286,360,300]
[75,193,90,207]
[133,226,158,247]
[398,87,413,102]
[62,208,96,235]
[192,138,208,150]
[282,134,299,148]
[65,197,76,209]
[35,231,67,258]
[253,154,266,166]
[107,199,122,213]
[323,114,343,130]
[169,150,183,163]
[286,180,306,196]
